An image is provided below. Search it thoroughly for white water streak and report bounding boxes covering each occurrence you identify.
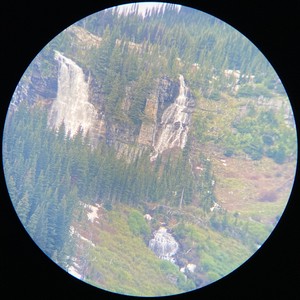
[149,227,179,263]
[49,51,98,137]
[151,74,190,160]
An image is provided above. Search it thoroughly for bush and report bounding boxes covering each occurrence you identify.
[266,146,286,164]
[173,223,188,240]
[177,273,196,291]
[237,85,255,98]
[159,260,179,275]
[243,144,263,160]
[201,253,217,273]
[160,260,196,292]
[237,84,272,98]
[273,147,286,164]
[103,202,113,211]
[262,134,274,146]
[207,90,221,101]
[207,271,220,282]
[223,148,234,157]
[128,210,150,239]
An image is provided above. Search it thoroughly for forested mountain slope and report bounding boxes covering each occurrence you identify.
[3,4,297,297]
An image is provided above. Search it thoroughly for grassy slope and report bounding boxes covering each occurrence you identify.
[75,206,182,297]
[192,91,296,223]
[187,91,297,268]
[193,88,295,214]
[72,202,256,296]
[173,221,252,282]
[213,156,295,221]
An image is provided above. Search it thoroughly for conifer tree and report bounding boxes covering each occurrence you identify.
[16,192,30,224]
[7,176,19,206]
[91,25,115,81]
[26,203,44,238]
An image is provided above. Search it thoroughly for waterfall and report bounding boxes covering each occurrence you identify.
[49,51,98,138]
[151,74,191,161]
[149,227,179,263]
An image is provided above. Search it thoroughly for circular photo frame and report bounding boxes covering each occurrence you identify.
[2,1,298,298]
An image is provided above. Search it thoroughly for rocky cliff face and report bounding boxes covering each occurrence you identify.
[12,50,193,160]
[48,51,99,141]
[138,76,179,146]
[98,74,187,159]
[11,25,102,109]
[11,52,58,107]
[151,74,194,160]
[11,26,194,161]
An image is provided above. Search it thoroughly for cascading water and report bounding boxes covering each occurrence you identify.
[149,227,179,263]
[151,74,191,161]
[49,51,98,138]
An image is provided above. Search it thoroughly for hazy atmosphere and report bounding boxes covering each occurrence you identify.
[3,2,297,297]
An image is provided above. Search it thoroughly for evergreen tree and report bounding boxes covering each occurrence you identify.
[16,192,30,224]
[90,25,115,81]
[7,176,19,206]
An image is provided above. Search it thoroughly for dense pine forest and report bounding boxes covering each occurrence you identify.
[3,3,297,297]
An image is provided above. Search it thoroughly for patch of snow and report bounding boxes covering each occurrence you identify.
[210,201,221,212]
[67,258,83,280]
[69,225,95,247]
[68,266,81,279]
[224,69,241,81]
[77,234,95,247]
[87,205,99,223]
[69,225,75,236]
[79,202,100,223]
[186,263,196,273]
[192,63,200,70]
[144,214,153,221]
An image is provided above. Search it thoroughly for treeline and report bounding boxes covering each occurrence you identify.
[37,4,281,130]
[3,103,216,262]
[77,4,275,80]
[3,105,78,266]
[75,4,279,124]
[87,28,159,126]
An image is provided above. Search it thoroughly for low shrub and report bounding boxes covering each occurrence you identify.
[128,210,150,239]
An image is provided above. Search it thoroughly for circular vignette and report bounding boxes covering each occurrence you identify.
[1,1,298,298]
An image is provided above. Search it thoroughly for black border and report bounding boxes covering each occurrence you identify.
[1,1,299,299]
